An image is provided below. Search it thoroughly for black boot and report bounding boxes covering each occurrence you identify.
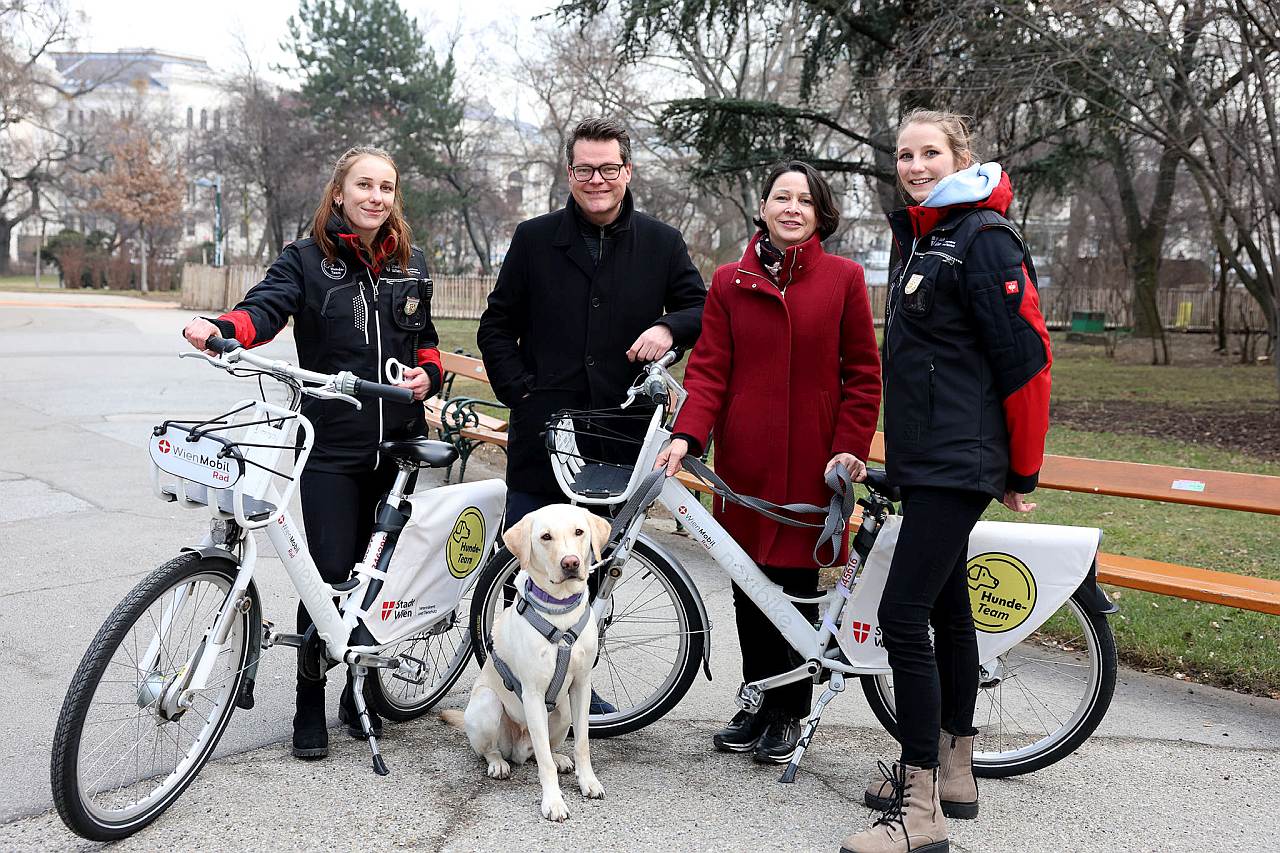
[752,712,802,765]
[291,677,329,759]
[712,709,769,753]
[338,673,383,739]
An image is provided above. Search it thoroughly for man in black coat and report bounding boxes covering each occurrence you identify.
[479,117,706,524]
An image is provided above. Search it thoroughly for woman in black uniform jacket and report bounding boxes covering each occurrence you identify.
[183,146,442,759]
[840,111,1052,853]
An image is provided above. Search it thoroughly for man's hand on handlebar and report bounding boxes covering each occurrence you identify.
[654,437,689,476]
[626,324,674,363]
[183,318,224,355]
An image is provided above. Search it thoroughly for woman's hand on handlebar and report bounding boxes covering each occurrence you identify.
[395,365,433,402]
[1001,490,1037,513]
[825,453,867,482]
[654,437,689,477]
[183,318,223,354]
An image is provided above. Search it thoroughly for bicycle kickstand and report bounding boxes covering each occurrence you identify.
[351,666,389,776]
[779,672,845,784]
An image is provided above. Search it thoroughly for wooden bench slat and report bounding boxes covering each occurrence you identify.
[440,351,492,383]
[1097,552,1280,615]
[868,432,1280,515]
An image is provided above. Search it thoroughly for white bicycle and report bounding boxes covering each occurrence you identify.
[470,351,1118,780]
[50,338,506,840]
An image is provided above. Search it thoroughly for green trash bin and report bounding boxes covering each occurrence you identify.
[1070,310,1106,333]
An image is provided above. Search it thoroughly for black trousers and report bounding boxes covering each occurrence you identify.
[732,565,820,719]
[878,486,991,768]
[297,463,403,639]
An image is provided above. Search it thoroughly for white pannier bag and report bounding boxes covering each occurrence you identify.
[368,478,506,644]
[837,516,1102,668]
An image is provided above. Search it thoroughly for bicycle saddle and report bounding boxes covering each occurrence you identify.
[379,438,459,468]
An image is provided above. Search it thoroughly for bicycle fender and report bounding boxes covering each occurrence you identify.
[637,532,714,681]
[180,545,241,565]
[1074,558,1118,616]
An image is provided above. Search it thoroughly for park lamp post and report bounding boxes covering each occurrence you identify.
[193,175,224,267]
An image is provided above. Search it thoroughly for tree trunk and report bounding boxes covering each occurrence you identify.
[0,220,12,276]
[1129,241,1169,363]
[1215,250,1228,352]
[139,224,149,293]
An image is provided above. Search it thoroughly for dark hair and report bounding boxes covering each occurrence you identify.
[752,160,841,241]
[310,145,412,270]
[565,117,632,165]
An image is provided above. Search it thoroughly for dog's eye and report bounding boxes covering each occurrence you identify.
[574,528,584,536]
[540,532,553,541]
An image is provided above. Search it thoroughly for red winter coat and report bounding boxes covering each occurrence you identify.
[672,233,881,568]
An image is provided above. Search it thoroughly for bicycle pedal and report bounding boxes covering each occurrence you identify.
[735,682,764,713]
[391,653,428,685]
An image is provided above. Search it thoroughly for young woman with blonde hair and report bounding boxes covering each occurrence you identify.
[182,146,442,759]
[840,111,1052,853]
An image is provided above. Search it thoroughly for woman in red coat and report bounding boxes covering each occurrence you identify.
[656,160,881,763]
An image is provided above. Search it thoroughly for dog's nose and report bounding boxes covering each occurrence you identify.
[561,555,581,575]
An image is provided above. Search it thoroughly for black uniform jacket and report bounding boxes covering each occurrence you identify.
[883,179,1052,499]
[478,190,706,494]
[213,218,441,473]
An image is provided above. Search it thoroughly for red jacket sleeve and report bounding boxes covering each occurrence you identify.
[830,263,882,461]
[671,268,733,452]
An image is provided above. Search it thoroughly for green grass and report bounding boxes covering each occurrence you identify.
[0,275,179,300]
[435,320,1280,695]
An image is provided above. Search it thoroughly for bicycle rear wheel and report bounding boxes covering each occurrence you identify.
[860,590,1117,777]
[369,589,475,721]
[470,536,706,738]
[51,552,255,840]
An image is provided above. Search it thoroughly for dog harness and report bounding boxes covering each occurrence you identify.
[487,574,594,712]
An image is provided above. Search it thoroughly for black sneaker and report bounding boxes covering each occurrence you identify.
[712,710,769,753]
[752,714,802,764]
[338,678,384,739]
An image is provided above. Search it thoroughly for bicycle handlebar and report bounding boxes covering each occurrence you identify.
[349,376,414,405]
[195,336,416,407]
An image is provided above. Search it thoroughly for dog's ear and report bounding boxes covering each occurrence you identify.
[585,512,613,562]
[502,516,533,567]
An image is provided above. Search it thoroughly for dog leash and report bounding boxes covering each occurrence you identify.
[487,574,594,711]
[603,461,856,568]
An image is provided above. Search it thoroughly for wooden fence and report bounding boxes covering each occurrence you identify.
[180,264,265,312]
[182,265,1267,332]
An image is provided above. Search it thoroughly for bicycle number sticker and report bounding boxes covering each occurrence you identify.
[446,506,486,578]
[967,552,1038,633]
[148,428,243,490]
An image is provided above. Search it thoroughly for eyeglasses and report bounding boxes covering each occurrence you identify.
[570,163,625,182]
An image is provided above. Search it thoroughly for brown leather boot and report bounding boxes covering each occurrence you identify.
[841,764,948,853]
[865,732,978,819]
[936,733,978,818]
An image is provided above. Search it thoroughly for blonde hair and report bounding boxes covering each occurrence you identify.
[310,145,413,270]
[897,108,980,170]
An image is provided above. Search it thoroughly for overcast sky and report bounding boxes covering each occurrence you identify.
[72,0,559,87]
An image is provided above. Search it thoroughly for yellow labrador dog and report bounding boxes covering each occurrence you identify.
[443,504,612,821]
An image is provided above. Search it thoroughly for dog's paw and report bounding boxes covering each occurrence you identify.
[578,772,605,799]
[485,757,511,779]
[552,753,575,773]
[541,792,570,822]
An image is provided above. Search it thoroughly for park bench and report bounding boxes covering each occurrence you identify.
[423,362,1278,616]
[865,436,1280,615]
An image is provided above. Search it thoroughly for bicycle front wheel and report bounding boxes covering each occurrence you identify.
[51,552,255,840]
[860,590,1117,777]
[470,536,706,738]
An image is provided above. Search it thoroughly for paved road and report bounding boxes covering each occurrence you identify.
[1,293,1277,852]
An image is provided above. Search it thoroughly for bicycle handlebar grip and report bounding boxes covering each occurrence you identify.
[352,377,415,405]
[205,336,242,354]
[862,468,901,502]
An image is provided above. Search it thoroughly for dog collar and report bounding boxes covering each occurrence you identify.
[524,577,583,613]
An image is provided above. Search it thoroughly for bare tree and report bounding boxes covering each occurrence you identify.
[90,118,185,291]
